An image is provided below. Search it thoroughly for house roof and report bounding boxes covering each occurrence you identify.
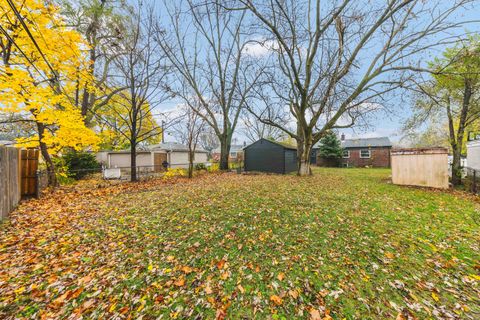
[341,137,392,148]
[149,142,208,153]
[213,144,245,153]
[0,140,15,146]
[107,150,152,155]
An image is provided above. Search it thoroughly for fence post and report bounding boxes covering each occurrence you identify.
[472,170,477,194]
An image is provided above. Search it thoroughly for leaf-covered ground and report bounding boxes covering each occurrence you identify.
[0,168,479,319]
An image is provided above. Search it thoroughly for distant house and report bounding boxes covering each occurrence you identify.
[0,140,14,146]
[339,136,393,168]
[97,142,208,170]
[467,139,479,170]
[244,139,298,174]
[212,144,245,163]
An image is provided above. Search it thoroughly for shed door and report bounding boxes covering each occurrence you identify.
[153,153,167,172]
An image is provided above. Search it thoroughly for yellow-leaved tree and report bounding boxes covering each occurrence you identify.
[94,91,162,151]
[0,0,99,186]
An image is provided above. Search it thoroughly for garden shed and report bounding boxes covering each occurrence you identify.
[391,148,449,189]
[244,139,297,174]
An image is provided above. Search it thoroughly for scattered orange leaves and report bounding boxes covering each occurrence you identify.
[270,295,283,306]
[174,277,185,287]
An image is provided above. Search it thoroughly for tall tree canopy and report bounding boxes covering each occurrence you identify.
[0,0,99,185]
[230,0,476,175]
[405,37,480,185]
[157,0,262,170]
[61,0,127,125]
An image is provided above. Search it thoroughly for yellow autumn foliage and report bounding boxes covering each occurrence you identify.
[0,0,98,153]
[95,91,162,150]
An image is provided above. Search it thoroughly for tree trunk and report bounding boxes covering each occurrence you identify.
[219,136,231,171]
[451,147,462,186]
[297,143,313,176]
[297,128,313,176]
[130,142,137,182]
[37,122,58,187]
[188,150,194,178]
[451,80,472,186]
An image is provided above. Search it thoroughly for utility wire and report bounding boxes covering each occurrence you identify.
[0,24,47,79]
[5,0,77,105]
[6,0,59,80]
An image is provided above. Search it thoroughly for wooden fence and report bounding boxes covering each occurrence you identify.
[391,148,449,189]
[0,146,21,220]
[21,149,39,197]
[0,146,40,220]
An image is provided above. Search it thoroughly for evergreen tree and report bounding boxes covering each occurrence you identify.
[319,132,343,159]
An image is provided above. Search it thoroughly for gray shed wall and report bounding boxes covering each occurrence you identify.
[284,149,298,173]
[245,139,298,174]
[245,140,285,173]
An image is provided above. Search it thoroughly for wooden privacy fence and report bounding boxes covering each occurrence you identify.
[0,146,40,220]
[21,149,39,197]
[0,146,21,220]
[391,148,449,189]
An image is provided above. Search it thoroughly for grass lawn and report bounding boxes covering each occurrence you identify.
[0,168,479,319]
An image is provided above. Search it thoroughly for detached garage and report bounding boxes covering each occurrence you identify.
[244,139,298,174]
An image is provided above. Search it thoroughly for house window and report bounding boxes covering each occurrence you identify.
[360,149,371,158]
[343,150,350,158]
[230,151,237,158]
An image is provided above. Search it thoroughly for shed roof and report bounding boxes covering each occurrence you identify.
[244,138,297,150]
[342,137,392,148]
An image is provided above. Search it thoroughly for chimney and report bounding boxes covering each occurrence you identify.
[341,133,345,141]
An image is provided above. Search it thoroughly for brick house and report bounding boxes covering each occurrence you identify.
[212,144,245,163]
[340,136,392,167]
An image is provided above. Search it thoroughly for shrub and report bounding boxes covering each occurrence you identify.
[195,163,207,171]
[208,163,219,172]
[62,151,100,180]
[163,168,186,180]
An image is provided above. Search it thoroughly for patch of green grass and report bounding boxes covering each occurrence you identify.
[1,168,479,319]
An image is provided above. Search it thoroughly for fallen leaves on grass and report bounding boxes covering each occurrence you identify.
[270,295,283,306]
[0,169,479,319]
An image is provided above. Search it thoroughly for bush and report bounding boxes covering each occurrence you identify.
[195,163,207,171]
[208,163,219,172]
[163,168,186,180]
[62,151,100,180]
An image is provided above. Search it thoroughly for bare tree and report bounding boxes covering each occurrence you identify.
[241,110,286,143]
[101,3,170,181]
[198,127,220,158]
[171,103,207,178]
[229,0,477,175]
[156,0,262,170]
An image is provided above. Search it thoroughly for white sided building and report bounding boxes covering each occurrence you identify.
[467,139,480,171]
[98,143,208,170]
